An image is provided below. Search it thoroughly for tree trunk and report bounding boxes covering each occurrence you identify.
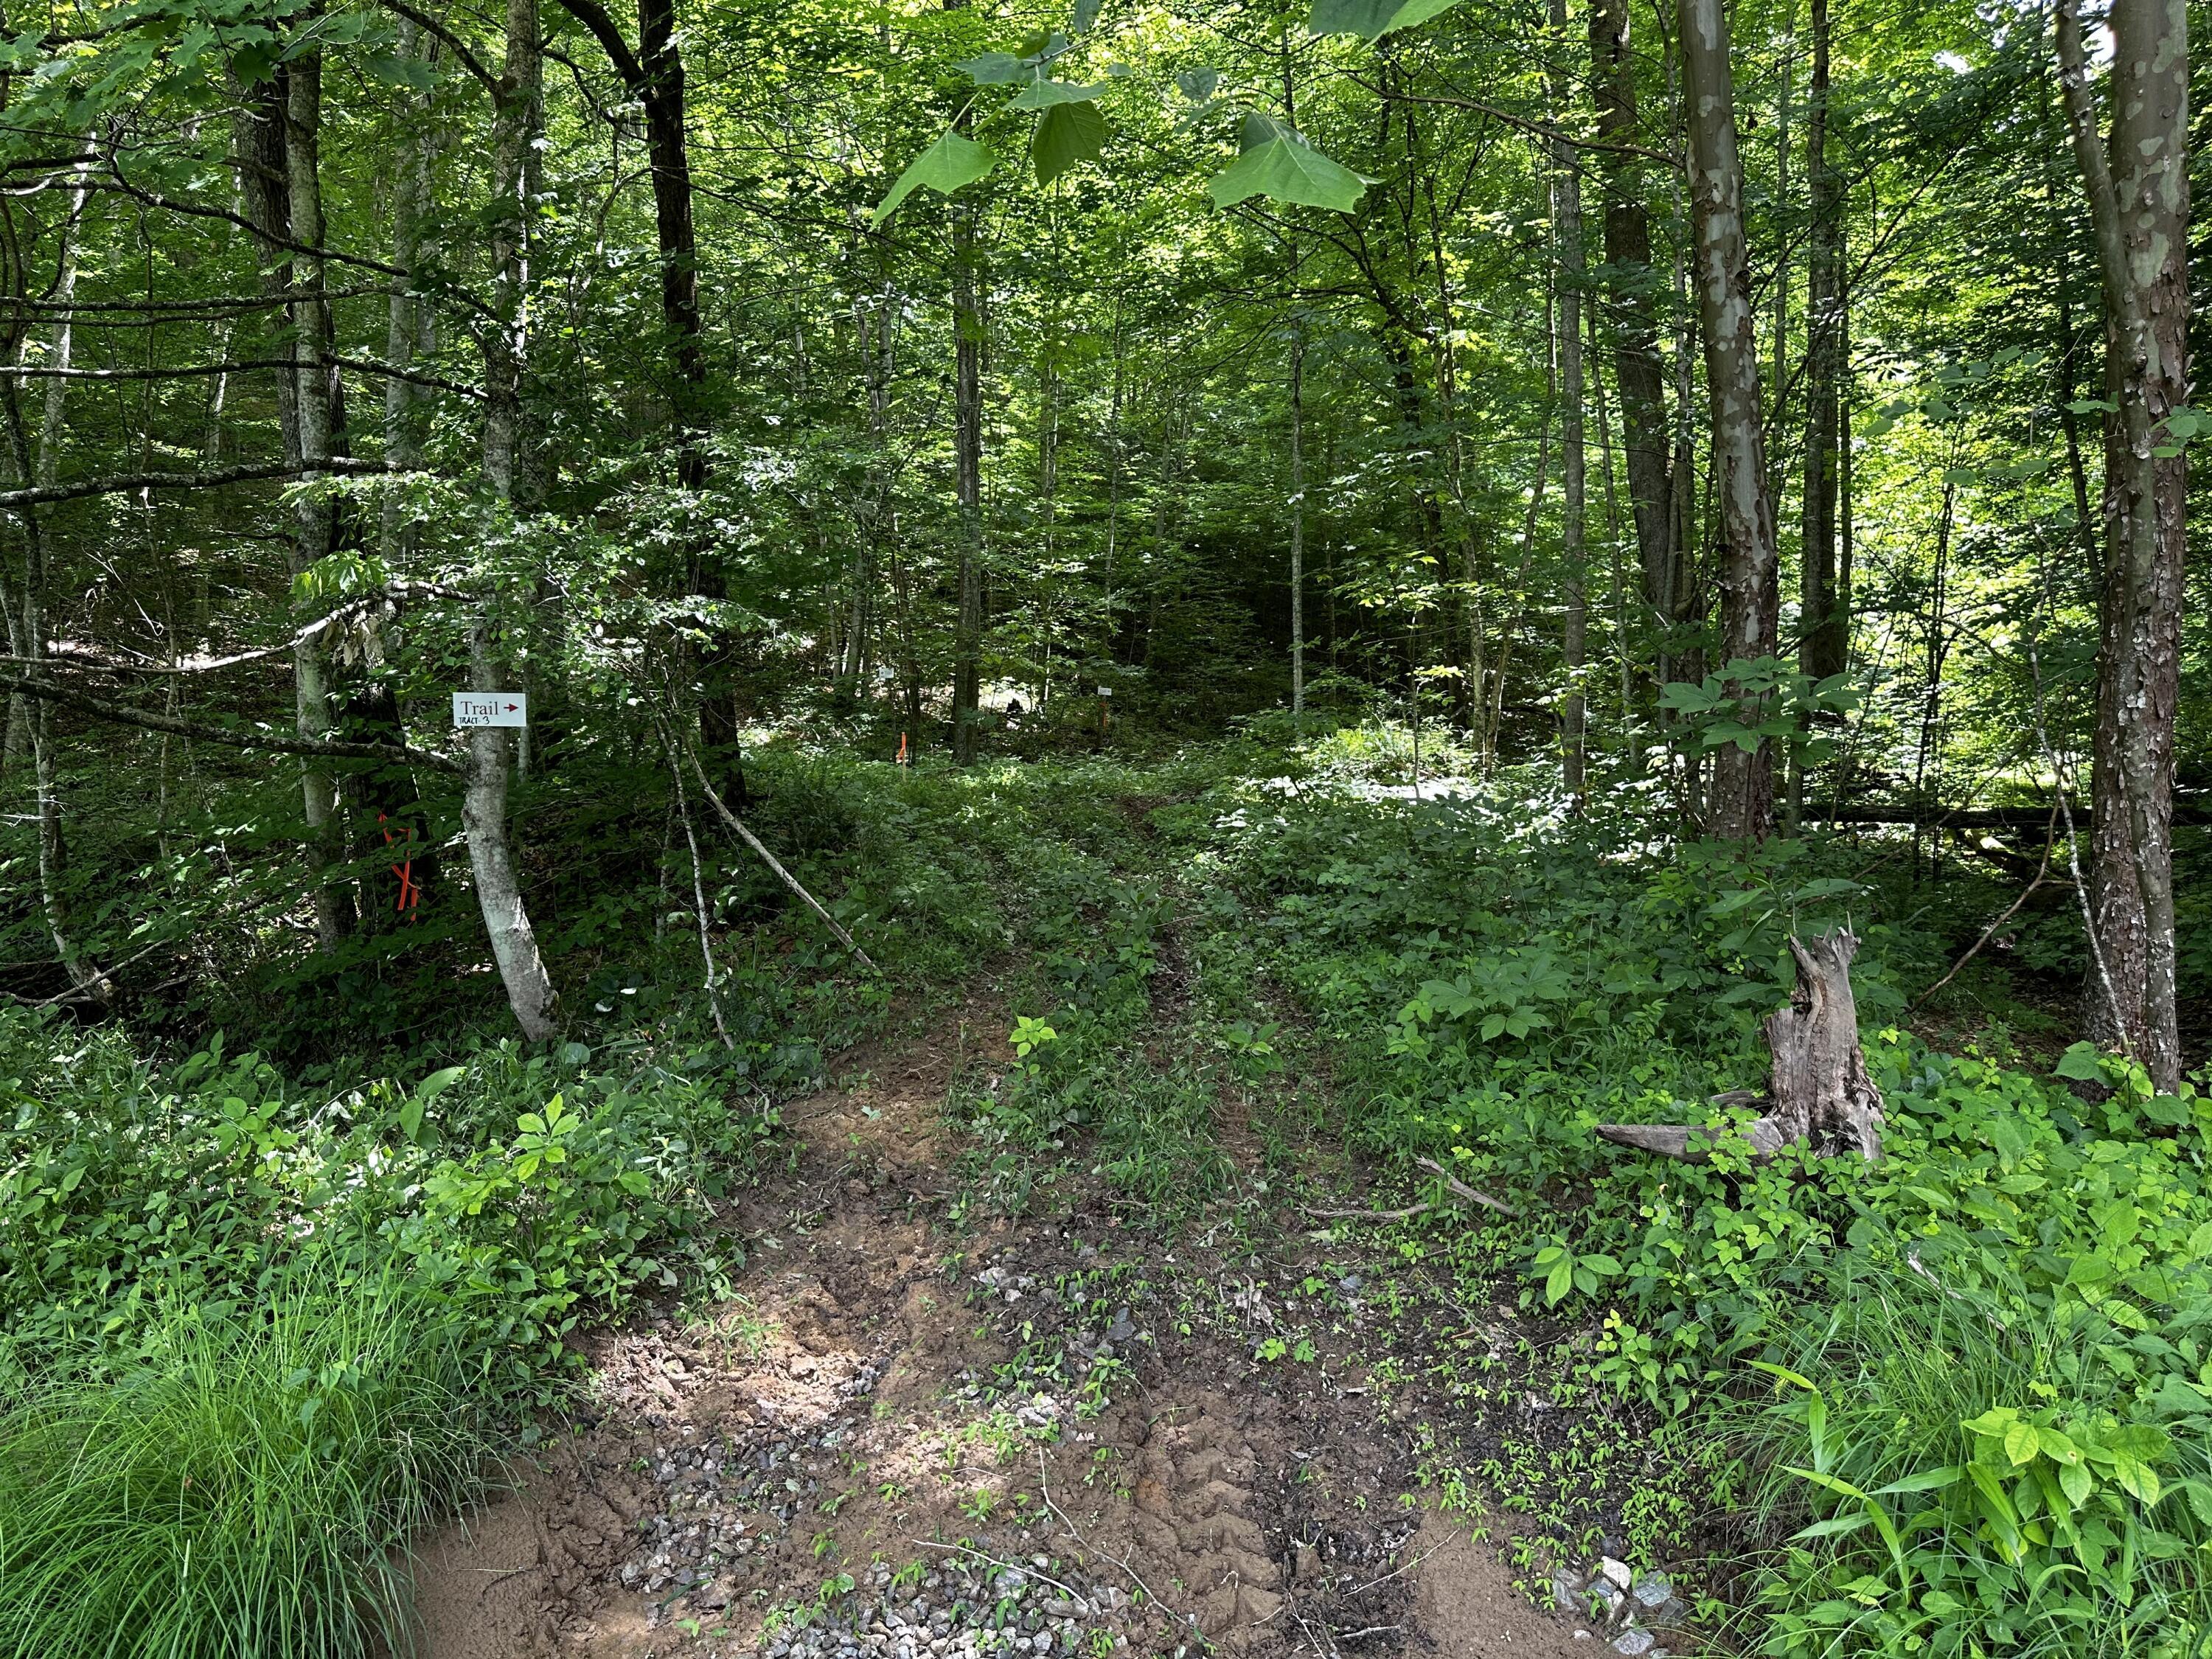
[1800,0,1846,684]
[1588,0,1674,686]
[2055,0,2188,1092]
[1289,321,1306,725]
[1550,0,1587,801]
[950,193,984,765]
[467,0,560,1043]
[1598,930,1883,1162]
[1680,0,1781,842]
[283,45,357,947]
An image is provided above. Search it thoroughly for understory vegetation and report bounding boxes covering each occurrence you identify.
[18,729,2202,1657]
[1,0,2206,1652]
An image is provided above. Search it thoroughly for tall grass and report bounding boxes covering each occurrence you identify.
[0,1269,487,1659]
[1731,1270,2212,1658]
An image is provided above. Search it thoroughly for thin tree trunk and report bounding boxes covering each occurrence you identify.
[950,193,984,764]
[1799,0,1846,683]
[284,45,355,947]
[1550,0,1587,800]
[13,163,106,996]
[1588,0,1674,686]
[467,0,560,1042]
[1290,320,1306,725]
[1681,0,1781,842]
[2055,0,2187,1091]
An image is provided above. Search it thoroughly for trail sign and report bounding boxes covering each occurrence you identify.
[453,691,528,728]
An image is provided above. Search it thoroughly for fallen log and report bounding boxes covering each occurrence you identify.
[1596,929,1885,1165]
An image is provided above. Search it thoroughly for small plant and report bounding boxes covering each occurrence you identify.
[1526,1238,1624,1308]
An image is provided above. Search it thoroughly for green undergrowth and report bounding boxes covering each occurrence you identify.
[1125,739,2212,1658]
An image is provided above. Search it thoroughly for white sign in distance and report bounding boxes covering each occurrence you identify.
[453,691,529,728]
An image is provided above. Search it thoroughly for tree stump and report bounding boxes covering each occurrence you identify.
[1596,928,1885,1165]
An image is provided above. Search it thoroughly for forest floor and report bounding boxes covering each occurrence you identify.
[405,972,1686,1659]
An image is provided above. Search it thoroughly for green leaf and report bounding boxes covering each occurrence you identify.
[1032,98,1108,184]
[875,131,997,223]
[1872,1466,1963,1495]
[2003,1422,2040,1466]
[1208,136,1370,212]
[2111,1453,2161,1505]
[1307,0,1464,42]
[1012,79,1107,108]
[2059,1458,2095,1508]
[2054,1041,2106,1082]
[959,52,1029,83]
[1543,1257,1573,1305]
[1176,67,1219,100]
[1074,0,1102,30]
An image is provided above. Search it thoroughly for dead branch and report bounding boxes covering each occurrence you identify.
[685,746,877,970]
[0,674,461,771]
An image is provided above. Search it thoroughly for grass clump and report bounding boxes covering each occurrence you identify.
[0,1270,487,1659]
[1736,1270,2212,1659]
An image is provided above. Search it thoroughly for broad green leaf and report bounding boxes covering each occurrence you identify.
[1544,1257,1573,1305]
[1176,67,1219,100]
[1208,136,1370,212]
[1012,79,1107,109]
[960,52,1029,83]
[2111,1453,2160,1505]
[2003,1422,2039,1466]
[2059,1458,2094,1507]
[1308,0,1464,42]
[874,131,997,224]
[1032,98,1107,184]
[2053,1041,2105,1082]
[1074,0,1102,32]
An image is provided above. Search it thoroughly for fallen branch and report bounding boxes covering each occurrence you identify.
[1303,1202,1431,1222]
[686,746,877,970]
[1913,808,2059,1009]
[0,673,461,771]
[1412,1155,1520,1217]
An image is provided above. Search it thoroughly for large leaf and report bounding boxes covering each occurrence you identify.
[1307,0,1464,41]
[959,52,1029,83]
[874,131,997,224]
[1011,79,1106,108]
[1208,135,1370,212]
[1032,98,1107,184]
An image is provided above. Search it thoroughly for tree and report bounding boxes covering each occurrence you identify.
[1680,0,1780,842]
[2053,0,2188,1091]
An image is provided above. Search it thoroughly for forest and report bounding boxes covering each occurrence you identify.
[0,0,2205,1654]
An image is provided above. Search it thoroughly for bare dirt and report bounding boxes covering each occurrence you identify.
[406,1001,1627,1659]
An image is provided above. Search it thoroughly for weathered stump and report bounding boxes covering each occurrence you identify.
[1596,928,1885,1165]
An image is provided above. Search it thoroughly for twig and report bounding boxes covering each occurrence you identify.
[685,745,877,970]
[1303,1203,1432,1222]
[907,1538,1093,1615]
[1412,1156,1520,1217]
[1345,1540,1451,1601]
[2021,619,2132,1060]
[1913,807,2058,1009]
[662,726,734,1050]
[1036,1450,1207,1647]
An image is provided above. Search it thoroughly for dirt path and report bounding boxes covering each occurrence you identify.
[407,1008,1666,1659]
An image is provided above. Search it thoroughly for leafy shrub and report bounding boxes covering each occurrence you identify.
[0,1270,487,1659]
[0,1011,770,1385]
